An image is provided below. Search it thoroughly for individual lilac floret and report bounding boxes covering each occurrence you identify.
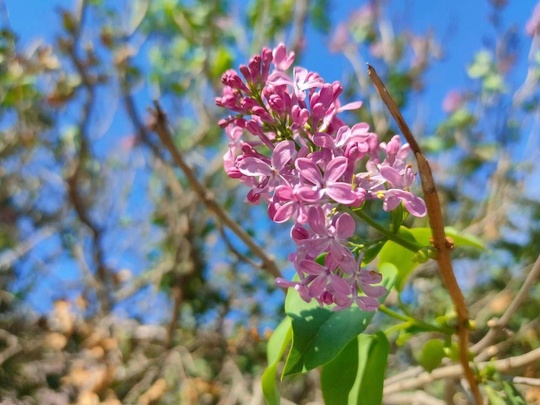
[217,43,427,312]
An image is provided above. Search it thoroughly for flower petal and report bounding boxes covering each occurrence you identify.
[325,156,348,183]
[238,157,273,176]
[296,158,323,186]
[325,183,357,204]
[334,213,355,239]
[272,140,295,171]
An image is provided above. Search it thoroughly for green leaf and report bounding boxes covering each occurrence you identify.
[283,264,396,375]
[443,227,486,251]
[377,227,418,291]
[501,381,526,404]
[485,384,508,405]
[320,332,389,405]
[417,339,446,372]
[320,336,361,405]
[378,227,485,290]
[261,317,292,405]
[362,240,386,265]
[356,332,389,405]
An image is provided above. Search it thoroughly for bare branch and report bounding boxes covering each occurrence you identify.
[512,376,540,388]
[148,101,281,279]
[472,254,540,355]
[64,0,112,313]
[384,391,446,405]
[384,347,540,395]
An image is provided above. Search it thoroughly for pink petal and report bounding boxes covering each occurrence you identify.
[312,132,335,148]
[335,213,355,239]
[296,186,325,203]
[403,194,427,217]
[338,100,363,112]
[355,296,380,311]
[325,156,348,183]
[307,206,327,235]
[362,284,387,298]
[308,275,328,297]
[330,274,351,296]
[275,184,293,200]
[238,157,273,176]
[299,259,325,275]
[325,183,357,204]
[379,165,402,187]
[272,140,295,171]
[272,202,295,223]
[296,158,323,186]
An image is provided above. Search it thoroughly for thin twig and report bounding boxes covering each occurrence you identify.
[472,254,540,355]
[383,391,446,405]
[148,101,281,279]
[512,376,540,387]
[367,64,481,404]
[384,347,540,395]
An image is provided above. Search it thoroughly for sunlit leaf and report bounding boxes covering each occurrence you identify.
[378,226,485,290]
[261,317,292,405]
[320,332,389,405]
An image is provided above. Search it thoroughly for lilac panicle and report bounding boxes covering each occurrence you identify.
[216,43,427,311]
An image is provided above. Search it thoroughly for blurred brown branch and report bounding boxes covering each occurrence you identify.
[149,101,282,279]
[384,347,540,395]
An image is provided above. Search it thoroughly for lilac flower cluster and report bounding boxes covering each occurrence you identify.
[216,44,426,311]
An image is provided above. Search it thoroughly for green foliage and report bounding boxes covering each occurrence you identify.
[261,317,292,405]
[378,226,485,290]
[321,332,389,405]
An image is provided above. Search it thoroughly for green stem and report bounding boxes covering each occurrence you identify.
[379,305,451,334]
[379,304,410,322]
[350,208,423,252]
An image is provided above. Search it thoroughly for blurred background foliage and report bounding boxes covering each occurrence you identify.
[0,0,539,404]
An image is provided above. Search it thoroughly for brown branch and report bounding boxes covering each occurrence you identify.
[64,0,112,313]
[384,347,540,395]
[472,254,540,355]
[148,101,281,279]
[165,284,183,350]
[216,223,261,270]
[367,64,481,404]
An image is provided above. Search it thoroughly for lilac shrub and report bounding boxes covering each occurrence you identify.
[216,44,426,311]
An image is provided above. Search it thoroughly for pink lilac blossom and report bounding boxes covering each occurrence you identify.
[216,43,427,312]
